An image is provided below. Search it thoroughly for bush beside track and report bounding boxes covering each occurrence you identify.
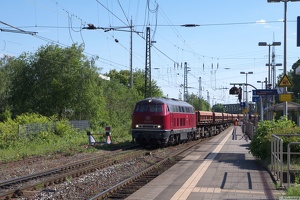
[249,116,300,197]
[0,113,132,162]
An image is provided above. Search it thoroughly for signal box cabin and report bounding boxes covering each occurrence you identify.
[131,97,196,146]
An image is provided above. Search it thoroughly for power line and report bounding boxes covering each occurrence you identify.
[0,21,37,35]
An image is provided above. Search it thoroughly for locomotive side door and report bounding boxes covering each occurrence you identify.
[169,107,173,129]
[167,104,173,130]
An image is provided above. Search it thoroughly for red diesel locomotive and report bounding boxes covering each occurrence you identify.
[131,97,245,146]
[131,97,196,145]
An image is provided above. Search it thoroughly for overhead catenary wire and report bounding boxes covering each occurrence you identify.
[1,1,291,103]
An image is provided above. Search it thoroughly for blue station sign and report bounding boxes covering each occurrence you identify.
[252,95,260,102]
[252,89,278,96]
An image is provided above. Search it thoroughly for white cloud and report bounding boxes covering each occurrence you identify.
[256,19,267,24]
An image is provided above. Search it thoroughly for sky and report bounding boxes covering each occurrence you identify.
[1,0,300,106]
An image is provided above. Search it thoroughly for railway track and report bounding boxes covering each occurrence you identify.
[89,139,203,200]
[0,137,209,199]
[0,146,145,200]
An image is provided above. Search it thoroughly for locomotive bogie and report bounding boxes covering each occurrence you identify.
[132,130,171,146]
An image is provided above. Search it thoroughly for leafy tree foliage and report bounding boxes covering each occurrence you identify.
[290,59,300,103]
[0,44,165,137]
[187,93,211,111]
[0,55,13,120]
[6,44,105,120]
[106,68,163,98]
[100,79,139,128]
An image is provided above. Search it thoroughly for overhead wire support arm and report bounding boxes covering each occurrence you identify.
[0,28,37,35]
[82,22,142,88]
[0,21,37,35]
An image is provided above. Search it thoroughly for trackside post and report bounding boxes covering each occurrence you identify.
[87,131,97,145]
[105,126,112,144]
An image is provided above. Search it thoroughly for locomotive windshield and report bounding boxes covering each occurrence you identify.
[135,103,148,112]
[135,102,163,113]
[149,104,163,112]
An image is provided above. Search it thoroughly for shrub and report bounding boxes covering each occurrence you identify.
[55,120,74,136]
[249,117,300,160]
[0,108,11,122]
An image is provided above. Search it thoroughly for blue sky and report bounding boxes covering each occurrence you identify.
[1,0,300,105]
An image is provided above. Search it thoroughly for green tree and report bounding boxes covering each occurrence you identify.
[290,59,300,103]
[106,68,163,98]
[7,44,105,120]
[187,93,211,111]
[0,55,14,114]
[101,79,140,128]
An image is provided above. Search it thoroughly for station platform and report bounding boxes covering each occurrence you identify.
[126,125,285,200]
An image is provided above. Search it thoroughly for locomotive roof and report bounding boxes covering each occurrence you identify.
[138,97,193,107]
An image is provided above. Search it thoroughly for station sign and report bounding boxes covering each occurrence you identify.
[252,89,278,96]
[252,95,260,102]
[279,93,292,102]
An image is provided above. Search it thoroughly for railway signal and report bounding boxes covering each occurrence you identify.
[229,86,239,95]
[229,86,242,102]
[238,87,242,102]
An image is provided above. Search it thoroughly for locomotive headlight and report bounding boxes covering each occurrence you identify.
[157,125,161,128]
[135,124,139,128]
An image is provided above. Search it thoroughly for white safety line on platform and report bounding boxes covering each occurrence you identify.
[192,187,265,195]
[170,128,233,200]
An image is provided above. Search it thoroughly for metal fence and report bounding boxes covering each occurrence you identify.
[18,122,56,139]
[18,120,90,139]
[271,134,300,188]
[271,134,283,188]
[69,120,90,130]
[287,142,300,188]
[242,121,255,140]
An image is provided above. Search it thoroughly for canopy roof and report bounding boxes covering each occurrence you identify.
[265,102,300,112]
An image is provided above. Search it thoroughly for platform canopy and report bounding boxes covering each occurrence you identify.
[265,102,300,111]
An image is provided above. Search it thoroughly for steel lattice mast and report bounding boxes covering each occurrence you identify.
[144,27,151,98]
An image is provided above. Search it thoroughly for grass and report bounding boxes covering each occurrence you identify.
[267,160,300,196]
[286,185,300,196]
[0,130,132,163]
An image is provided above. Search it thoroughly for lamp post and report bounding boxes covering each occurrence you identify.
[257,79,267,89]
[257,79,268,121]
[240,72,253,120]
[258,42,281,87]
[267,0,300,117]
[272,63,282,88]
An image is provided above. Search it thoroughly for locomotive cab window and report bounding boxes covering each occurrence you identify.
[135,103,148,112]
[149,104,163,112]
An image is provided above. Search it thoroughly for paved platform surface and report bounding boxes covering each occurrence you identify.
[126,126,285,200]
